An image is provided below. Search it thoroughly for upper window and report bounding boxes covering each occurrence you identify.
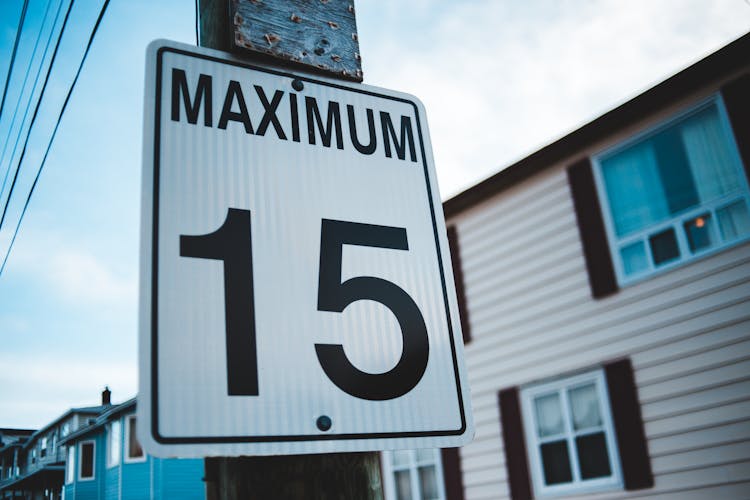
[593,96,750,284]
[78,441,95,480]
[107,419,121,467]
[125,416,145,462]
[521,370,622,497]
[381,448,446,500]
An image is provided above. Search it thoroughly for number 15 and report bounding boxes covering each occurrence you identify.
[180,208,430,401]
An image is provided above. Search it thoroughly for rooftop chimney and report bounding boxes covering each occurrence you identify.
[102,386,112,406]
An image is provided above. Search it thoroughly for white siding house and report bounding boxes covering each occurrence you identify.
[438,34,750,500]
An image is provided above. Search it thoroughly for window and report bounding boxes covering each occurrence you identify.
[31,448,36,464]
[66,446,75,484]
[107,419,121,467]
[41,437,47,458]
[382,449,446,500]
[78,441,95,480]
[521,370,622,497]
[593,96,750,284]
[125,416,145,462]
[61,423,70,438]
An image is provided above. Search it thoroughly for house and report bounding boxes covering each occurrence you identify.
[1,428,34,498]
[415,33,750,500]
[0,400,107,500]
[58,398,205,500]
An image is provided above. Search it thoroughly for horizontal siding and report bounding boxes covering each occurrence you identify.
[105,466,119,499]
[121,458,151,500]
[158,458,205,499]
[448,160,750,500]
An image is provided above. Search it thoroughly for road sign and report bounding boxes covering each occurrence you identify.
[138,40,473,457]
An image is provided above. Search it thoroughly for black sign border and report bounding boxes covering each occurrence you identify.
[151,44,466,444]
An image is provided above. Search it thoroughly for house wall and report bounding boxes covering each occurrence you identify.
[154,458,205,499]
[120,456,150,500]
[447,75,750,499]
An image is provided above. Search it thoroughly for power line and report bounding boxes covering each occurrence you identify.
[0,0,30,124]
[0,0,75,232]
[195,0,199,45]
[0,0,63,205]
[0,0,111,275]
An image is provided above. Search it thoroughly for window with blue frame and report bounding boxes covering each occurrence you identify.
[125,416,145,462]
[593,96,750,284]
[79,441,95,480]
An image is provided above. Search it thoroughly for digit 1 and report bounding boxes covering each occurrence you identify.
[179,208,258,396]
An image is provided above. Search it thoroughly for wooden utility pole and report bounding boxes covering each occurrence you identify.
[197,1,380,498]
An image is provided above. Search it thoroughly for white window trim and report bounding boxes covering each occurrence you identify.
[107,419,122,468]
[124,415,146,463]
[78,440,96,481]
[521,369,623,498]
[65,445,75,484]
[381,448,446,500]
[592,94,750,286]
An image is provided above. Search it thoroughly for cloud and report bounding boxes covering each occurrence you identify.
[8,228,137,307]
[357,0,750,197]
[45,249,136,305]
[0,353,136,428]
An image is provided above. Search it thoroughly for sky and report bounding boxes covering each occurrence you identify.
[0,0,748,429]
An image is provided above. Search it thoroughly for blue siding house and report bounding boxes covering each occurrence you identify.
[59,398,205,500]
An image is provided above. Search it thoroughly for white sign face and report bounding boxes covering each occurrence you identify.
[138,40,473,457]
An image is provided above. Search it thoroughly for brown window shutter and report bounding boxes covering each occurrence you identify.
[567,158,618,298]
[447,225,471,344]
[441,447,466,500]
[499,387,532,500]
[721,72,750,182]
[604,359,653,491]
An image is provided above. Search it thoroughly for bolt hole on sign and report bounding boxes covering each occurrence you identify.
[138,40,473,457]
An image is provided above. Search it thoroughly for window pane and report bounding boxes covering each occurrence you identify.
[601,142,669,237]
[128,418,143,458]
[540,440,572,485]
[66,446,75,484]
[395,470,413,500]
[649,228,679,265]
[109,420,121,466]
[418,466,438,500]
[534,393,564,437]
[620,240,648,275]
[717,200,750,241]
[392,450,411,467]
[684,213,714,253]
[576,432,612,480]
[681,105,742,203]
[568,384,602,431]
[80,443,94,478]
[651,126,699,215]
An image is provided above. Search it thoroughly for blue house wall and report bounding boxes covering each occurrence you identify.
[62,401,204,499]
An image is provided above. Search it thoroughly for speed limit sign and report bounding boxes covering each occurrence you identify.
[138,40,473,457]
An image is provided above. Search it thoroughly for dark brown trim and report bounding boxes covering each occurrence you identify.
[499,388,533,500]
[567,159,618,298]
[721,72,750,182]
[441,447,466,500]
[447,225,471,344]
[604,359,653,491]
[444,33,750,218]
